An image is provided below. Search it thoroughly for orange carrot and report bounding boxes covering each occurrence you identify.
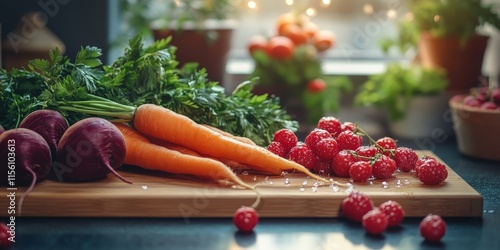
[132,104,345,186]
[113,123,255,190]
[201,124,257,145]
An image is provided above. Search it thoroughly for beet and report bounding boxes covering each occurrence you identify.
[54,117,131,183]
[0,128,53,214]
[18,109,68,158]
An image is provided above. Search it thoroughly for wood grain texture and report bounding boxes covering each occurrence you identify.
[0,151,482,218]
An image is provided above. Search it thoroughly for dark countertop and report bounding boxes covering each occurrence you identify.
[4,137,500,250]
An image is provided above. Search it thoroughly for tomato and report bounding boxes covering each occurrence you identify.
[302,21,319,39]
[266,36,295,60]
[307,78,327,93]
[276,13,297,35]
[313,30,336,52]
[279,23,309,46]
[247,35,268,55]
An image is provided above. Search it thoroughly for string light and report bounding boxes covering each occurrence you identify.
[363,4,374,15]
[285,0,294,6]
[387,9,397,20]
[247,0,257,9]
[434,15,440,22]
[321,0,331,7]
[306,7,317,17]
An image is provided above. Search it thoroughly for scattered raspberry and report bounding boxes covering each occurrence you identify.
[341,121,356,133]
[332,150,357,177]
[415,156,436,176]
[272,128,298,153]
[312,159,332,176]
[305,128,332,154]
[376,137,397,157]
[372,154,397,179]
[267,141,287,158]
[336,130,363,151]
[349,161,372,182]
[317,116,342,137]
[355,145,378,162]
[416,158,448,185]
[362,209,389,235]
[378,200,405,227]
[341,191,374,222]
[420,214,446,242]
[234,206,259,232]
[315,137,339,160]
[394,147,419,172]
[0,222,12,247]
[287,144,318,170]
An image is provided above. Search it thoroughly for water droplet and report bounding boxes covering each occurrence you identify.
[404,179,411,185]
[141,185,148,190]
[242,171,249,176]
[395,179,402,188]
[231,185,237,189]
[488,210,495,213]
[281,171,289,176]
[302,180,308,187]
[284,178,291,186]
[311,186,318,192]
[299,187,305,192]
[382,181,389,189]
[253,176,258,181]
[331,185,340,192]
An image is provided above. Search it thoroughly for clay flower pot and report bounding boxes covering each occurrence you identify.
[449,95,500,161]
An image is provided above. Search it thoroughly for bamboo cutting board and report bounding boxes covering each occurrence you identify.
[0,151,482,218]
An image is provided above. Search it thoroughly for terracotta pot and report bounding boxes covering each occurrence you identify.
[419,32,489,93]
[449,95,500,161]
[152,26,233,85]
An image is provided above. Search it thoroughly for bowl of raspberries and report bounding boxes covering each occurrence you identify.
[449,86,500,161]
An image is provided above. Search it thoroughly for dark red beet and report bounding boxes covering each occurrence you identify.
[18,109,68,158]
[0,128,53,214]
[54,117,131,184]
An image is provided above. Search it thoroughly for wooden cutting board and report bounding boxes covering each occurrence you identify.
[0,151,482,218]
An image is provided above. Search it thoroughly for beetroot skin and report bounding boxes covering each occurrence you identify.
[54,117,130,183]
[0,128,52,186]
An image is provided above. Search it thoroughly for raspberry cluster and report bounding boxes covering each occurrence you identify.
[267,116,448,185]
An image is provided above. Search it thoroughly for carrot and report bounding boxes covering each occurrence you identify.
[133,104,346,186]
[113,123,255,190]
[201,124,257,145]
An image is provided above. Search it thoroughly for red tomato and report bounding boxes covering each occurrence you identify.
[307,78,327,93]
[266,36,295,60]
[302,21,319,39]
[247,35,268,55]
[313,30,336,52]
[279,23,309,46]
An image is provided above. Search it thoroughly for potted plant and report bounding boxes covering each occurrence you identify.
[383,0,500,92]
[354,63,449,139]
[119,0,240,84]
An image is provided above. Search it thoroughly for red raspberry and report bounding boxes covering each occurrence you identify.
[394,147,419,172]
[420,214,446,242]
[372,154,397,179]
[0,222,13,247]
[355,145,378,162]
[341,121,356,133]
[234,206,259,232]
[416,158,448,185]
[378,200,405,227]
[341,191,374,222]
[287,144,318,170]
[317,116,342,137]
[267,141,287,158]
[415,156,436,176]
[315,137,339,160]
[332,150,357,177]
[349,161,372,182]
[272,128,298,153]
[305,128,332,154]
[376,137,397,157]
[362,209,388,235]
[336,130,363,151]
[312,159,332,176]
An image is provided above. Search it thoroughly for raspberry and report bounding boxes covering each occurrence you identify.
[362,209,388,235]
[372,154,397,179]
[332,150,357,177]
[233,206,259,232]
[415,156,436,176]
[267,141,287,158]
[287,144,318,170]
[341,121,356,133]
[0,222,13,247]
[315,137,339,160]
[394,147,418,172]
[416,158,448,185]
[420,214,446,242]
[378,200,405,227]
[376,137,397,157]
[317,116,342,137]
[355,145,378,162]
[341,191,374,222]
[272,128,298,153]
[337,130,363,151]
[305,128,332,154]
[349,161,372,182]
[312,159,332,176]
